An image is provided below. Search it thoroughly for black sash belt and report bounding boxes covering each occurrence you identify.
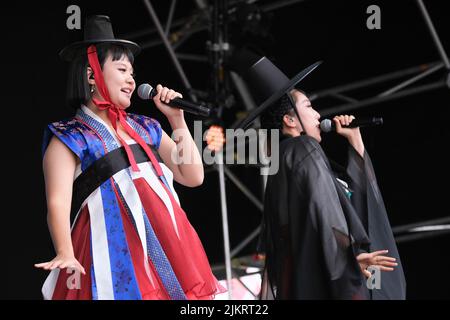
[71,143,162,222]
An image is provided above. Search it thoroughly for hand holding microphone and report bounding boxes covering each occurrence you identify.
[320,115,383,133]
[150,84,184,118]
[321,115,381,157]
[138,83,210,117]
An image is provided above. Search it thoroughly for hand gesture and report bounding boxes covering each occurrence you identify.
[35,254,86,275]
[357,250,398,278]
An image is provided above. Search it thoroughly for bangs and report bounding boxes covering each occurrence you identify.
[97,43,135,65]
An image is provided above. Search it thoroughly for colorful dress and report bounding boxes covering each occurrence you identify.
[41,106,224,300]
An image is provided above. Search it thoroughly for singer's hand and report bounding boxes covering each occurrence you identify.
[356,250,398,278]
[334,115,365,157]
[152,84,184,119]
[35,254,86,275]
[333,115,358,139]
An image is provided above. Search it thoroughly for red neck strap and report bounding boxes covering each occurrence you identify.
[86,45,162,176]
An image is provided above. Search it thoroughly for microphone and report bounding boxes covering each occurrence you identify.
[137,83,210,117]
[320,117,383,133]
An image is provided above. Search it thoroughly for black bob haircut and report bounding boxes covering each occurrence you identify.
[260,89,306,130]
[66,43,135,110]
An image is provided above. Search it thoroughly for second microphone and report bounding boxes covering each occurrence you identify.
[320,117,383,133]
[137,83,210,117]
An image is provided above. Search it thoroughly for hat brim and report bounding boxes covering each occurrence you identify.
[235,60,322,130]
[59,39,141,61]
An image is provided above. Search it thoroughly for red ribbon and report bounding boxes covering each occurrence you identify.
[87,45,162,176]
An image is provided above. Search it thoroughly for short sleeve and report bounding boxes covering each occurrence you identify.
[42,119,87,160]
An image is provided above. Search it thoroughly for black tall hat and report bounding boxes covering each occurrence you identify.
[59,15,141,61]
[232,49,321,129]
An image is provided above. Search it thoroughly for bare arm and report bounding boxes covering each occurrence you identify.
[35,136,85,274]
[158,120,204,187]
[152,84,204,187]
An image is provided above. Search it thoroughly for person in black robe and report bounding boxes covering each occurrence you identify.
[234,53,406,300]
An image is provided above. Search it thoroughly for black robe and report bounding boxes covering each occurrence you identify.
[259,135,406,300]
[344,138,406,299]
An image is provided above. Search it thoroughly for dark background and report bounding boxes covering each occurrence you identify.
[2,0,449,299]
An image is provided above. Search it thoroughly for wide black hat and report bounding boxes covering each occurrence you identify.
[59,15,141,61]
[233,50,321,129]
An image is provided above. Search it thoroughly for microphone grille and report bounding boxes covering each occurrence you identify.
[137,83,153,100]
[320,119,333,133]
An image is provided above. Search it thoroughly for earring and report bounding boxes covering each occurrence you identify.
[90,85,95,93]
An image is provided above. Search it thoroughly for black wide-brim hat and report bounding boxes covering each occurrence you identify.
[59,15,141,61]
[233,50,321,129]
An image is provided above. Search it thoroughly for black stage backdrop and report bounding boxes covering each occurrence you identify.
[2,0,449,299]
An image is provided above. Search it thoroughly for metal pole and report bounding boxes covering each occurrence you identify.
[165,0,177,36]
[230,226,261,258]
[378,63,444,97]
[142,0,198,102]
[121,17,188,40]
[392,216,450,234]
[141,25,208,50]
[229,71,260,128]
[217,152,233,299]
[320,81,445,116]
[330,93,359,104]
[311,62,441,101]
[416,0,450,69]
[395,229,450,244]
[173,26,209,50]
[223,166,264,212]
[410,225,450,232]
[229,71,258,111]
[261,0,306,12]
[194,0,208,10]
